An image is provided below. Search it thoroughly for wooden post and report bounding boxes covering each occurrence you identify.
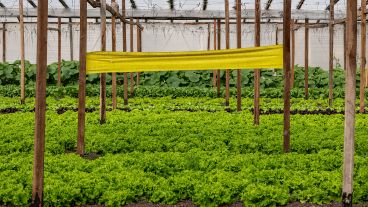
[32,0,48,205]
[360,0,366,113]
[217,19,221,97]
[344,22,347,70]
[136,19,141,86]
[111,0,117,109]
[283,0,291,153]
[69,18,74,61]
[304,18,309,100]
[275,26,278,45]
[2,23,5,62]
[342,0,357,205]
[130,17,134,97]
[77,0,87,156]
[19,0,25,104]
[57,18,62,87]
[254,0,261,125]
[328,0,334,106]
[207,23,211,50]
[291,21,295,88]
[99,0,107,125]
[213,19,217,88]
[236,0,242,111]
[122,0,128,106]
[225,0,230,110]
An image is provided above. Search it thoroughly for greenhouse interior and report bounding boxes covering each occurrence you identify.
[0,0,367,206]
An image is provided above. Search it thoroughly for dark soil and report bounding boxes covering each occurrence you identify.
[65,149,102,160]
[0,107,20,114]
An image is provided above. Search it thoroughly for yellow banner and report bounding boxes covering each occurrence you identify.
[86,45,283,74]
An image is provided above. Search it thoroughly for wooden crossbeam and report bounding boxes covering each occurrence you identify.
[87,0,143,30]
[326,0,339,10]
[27,0,37,8]
[296,0,305,10]
[265,0,273,10]
[59,0,69,8]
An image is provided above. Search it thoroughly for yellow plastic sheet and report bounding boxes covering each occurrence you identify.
[86,44,283,74]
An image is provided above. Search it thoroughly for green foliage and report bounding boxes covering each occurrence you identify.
[0,105,368,206]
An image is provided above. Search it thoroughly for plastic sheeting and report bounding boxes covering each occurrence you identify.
[86,45,283,74]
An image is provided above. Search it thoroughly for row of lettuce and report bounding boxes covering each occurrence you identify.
[0,60,360,89]
[1,111,368,206]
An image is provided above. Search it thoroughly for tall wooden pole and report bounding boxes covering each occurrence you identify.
[207,23,211,50]
[225,0,230,110]
[344,22,347,70]
[217,19,221,97]
[283,0,291,153]
[77,0,87,156]
[342,0,357,205]
[136,19,141,86]
[32,0,48,205]
[57,18,62,87]
[19,0,25,104]
[304,18,309,100]
[2,23,5,62]
[275,26,279,45]
[291,21,295,88]
[236,0,242,111]
[99,0,107,124]
[130,17,134,97]
[213,19,217,88]
[69,18,74,61]
[360,0,366,113]
[328,0,334,106]
[111,0,117,109]
[254,0,261,125]
[122,0,128,105]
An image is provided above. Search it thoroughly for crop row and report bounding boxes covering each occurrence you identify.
[0,110,368,206]
[1,85,368,99]
[0,96,365,113]
[0,60,363,89]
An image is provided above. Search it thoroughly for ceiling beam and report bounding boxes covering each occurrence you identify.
[296,0,305,10]
[264,0,273,10]
[27,0,37,8]
[326,0,339,10]
[59,0,69,8]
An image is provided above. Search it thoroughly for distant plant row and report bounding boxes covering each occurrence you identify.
[0,60,363,89]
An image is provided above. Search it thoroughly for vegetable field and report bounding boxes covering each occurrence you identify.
[1,96,368,206]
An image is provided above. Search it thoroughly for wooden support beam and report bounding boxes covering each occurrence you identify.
[111,0,117,109]
[329,0,334,106]
[130,17,134,97]
[344,22,347,70]
[283,0,291,153]
[2,23,5,62]
[326,0,340,10]
[27,0,37,8]
[69,18,74,61]
[217,19,221,98]
[225,0,230,111]
[254,0,261,125]
[59,0,69,8]
[265,0,273,10]
[122,0,128,106]
[136,18,141,86]
[342,0,357,205]
[207,23,210,50]
[213,19,217,88]
[58,18,61,87]
[296,0,305,9]
[31,0,47,205]
[275,26,279,44]
[304,18,309,100]
[77,0,87,156]
[19,0,26,104]
[236,0,242,112]
[360,0,366,113]
[99,0,107,125]
[291,20,295,88]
